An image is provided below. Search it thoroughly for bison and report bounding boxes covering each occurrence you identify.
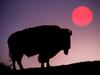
[7,25,72,70]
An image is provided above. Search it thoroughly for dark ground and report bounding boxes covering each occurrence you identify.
[0,61,100,75]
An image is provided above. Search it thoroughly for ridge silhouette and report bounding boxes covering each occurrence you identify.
[7,25,72,70]
[0,61,100,74]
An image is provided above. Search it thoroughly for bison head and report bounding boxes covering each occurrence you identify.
[63,29,72,55]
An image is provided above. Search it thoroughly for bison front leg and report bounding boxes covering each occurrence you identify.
[41,60,50,68]
[38,55,45,68]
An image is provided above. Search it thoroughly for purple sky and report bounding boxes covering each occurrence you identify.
[0,0,100,69]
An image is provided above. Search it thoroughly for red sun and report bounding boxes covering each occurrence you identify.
[72,6,93,27]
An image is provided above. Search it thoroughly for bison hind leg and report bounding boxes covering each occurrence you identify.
[16,59,23,70]
[11,58,16,70]
[47,60,50,67]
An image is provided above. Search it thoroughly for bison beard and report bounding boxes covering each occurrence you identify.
[7,25,72,70]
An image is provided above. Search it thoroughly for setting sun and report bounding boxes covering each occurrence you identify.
[72,6,93,27]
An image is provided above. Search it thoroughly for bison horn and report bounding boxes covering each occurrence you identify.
[69,29,72,35]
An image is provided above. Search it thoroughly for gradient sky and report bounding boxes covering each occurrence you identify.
[0,0,100,69]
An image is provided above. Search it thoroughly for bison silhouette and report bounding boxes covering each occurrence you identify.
[7,25,72,70]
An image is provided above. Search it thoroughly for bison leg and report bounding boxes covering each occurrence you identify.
[41,62,45,68]
[17,60,23,70]
[16,56,23,70]
[38,55,45,68]
[46,60,50,67]
[12,58,16,70]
